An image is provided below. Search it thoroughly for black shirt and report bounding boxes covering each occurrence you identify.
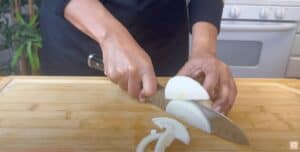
[40,0,223,76]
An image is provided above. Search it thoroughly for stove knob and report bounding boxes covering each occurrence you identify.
[229,7,240,18]
[275,8,285,19]
[259,8,270,19]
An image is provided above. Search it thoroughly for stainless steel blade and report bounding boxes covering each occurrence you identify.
[146,84,170,109]
[195,102,250,145]
[87,53,249,145]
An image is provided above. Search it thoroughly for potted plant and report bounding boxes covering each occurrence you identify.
[0,0,42,75]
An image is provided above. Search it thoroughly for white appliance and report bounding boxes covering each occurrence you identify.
[286,22,300,77]
[218,0,300,77]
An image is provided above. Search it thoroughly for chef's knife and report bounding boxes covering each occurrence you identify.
[87,54,249,145]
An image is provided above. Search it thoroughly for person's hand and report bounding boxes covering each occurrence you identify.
[100,25,157,101]
[177,53,237,114]
[64,0,157,101]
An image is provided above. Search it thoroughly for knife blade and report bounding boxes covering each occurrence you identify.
[87,54,249,145]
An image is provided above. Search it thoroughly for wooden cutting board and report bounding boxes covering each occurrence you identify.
[0,76,299,152]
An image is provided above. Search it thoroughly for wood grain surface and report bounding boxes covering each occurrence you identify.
[0,76,299,152]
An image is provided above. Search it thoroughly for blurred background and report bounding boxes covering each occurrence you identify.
[0,0,299,78]
[0,0,41,76]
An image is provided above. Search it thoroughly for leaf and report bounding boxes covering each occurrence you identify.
[34,42,42,48]
[26,41,36,70]
[29,15,38,26]
[10,44,25,68]
[32,45,40,70]
[15,11,25,25]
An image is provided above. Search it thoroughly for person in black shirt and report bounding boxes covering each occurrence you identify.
[40,0,237,114]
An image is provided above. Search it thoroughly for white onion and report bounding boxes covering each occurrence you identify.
[136,130,161,152]
[154,127,175,152]
[136,117,190,152]
[152,117,190,144]
[165,76,209,100]
[165,100,211,133]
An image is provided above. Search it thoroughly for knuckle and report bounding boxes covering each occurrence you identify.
[108,72,120,82]
[116,67,126,76]
[127,65,137,74]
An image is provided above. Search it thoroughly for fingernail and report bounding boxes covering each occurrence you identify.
[213,106,222,113]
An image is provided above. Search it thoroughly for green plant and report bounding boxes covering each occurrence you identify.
[0,0,42,74]
[10,11,42,73]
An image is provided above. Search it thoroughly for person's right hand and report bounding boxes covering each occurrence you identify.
[100,25,157,101]
[64,0,157,101]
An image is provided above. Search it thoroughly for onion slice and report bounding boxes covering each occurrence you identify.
[152,117,190,144]
[136,117,190,152]
[154,127,175,152]
[165,100,211,133]
[165,76,209,100]
[136,130,161,152]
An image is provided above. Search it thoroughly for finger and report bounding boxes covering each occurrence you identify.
[103,58,108,76]
[117,70,128,91]
[140,70,157,102]
[128,67,142,99]
[107,67,121,84]
[218,67,236,113]
[202,69,219,99]
[212,84,230,114]
[210,88,218,101]
[222,79,237,113]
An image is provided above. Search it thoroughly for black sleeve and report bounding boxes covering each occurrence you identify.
[55,0,70,16]
[188,0,224,32]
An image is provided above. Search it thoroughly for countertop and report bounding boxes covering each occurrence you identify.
[0,76,299,152]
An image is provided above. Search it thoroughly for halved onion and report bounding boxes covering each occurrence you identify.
[165,76,209,100]
[165,100,211,133]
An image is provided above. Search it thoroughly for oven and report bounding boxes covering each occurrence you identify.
[217,20,298,77]
[216,1,300,77]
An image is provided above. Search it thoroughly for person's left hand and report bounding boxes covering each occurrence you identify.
[177,53,237,114]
